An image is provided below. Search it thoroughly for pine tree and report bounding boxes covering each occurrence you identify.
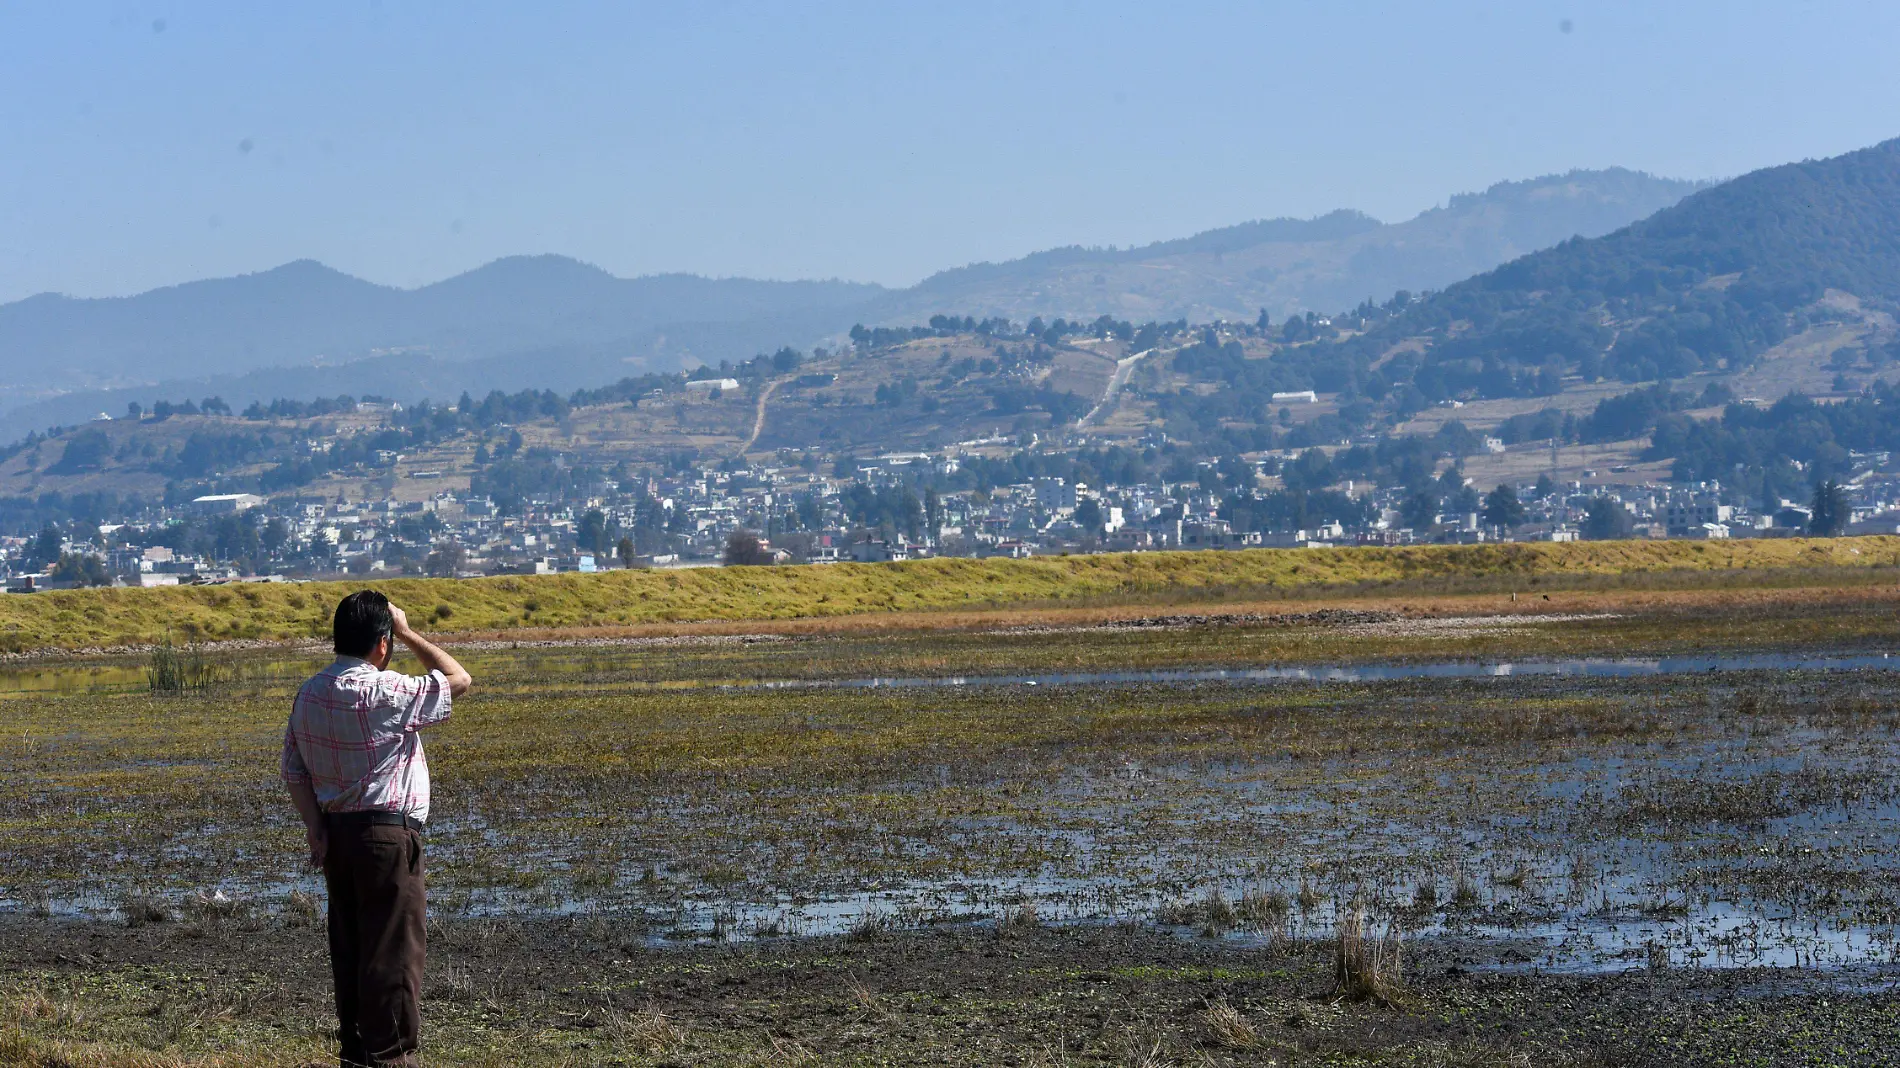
[1809,479,1849,536]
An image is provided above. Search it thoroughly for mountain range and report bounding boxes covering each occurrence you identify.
[0,167,1704,442]
[868,168,1705,326]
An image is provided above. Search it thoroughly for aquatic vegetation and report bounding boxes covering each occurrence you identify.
[145,633,219,694]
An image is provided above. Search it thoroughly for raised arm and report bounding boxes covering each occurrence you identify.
[388,604,473,696]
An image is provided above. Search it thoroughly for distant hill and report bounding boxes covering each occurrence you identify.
[0,256,881,407]
[1275,137,1900,406]
[0,167,1702,443]
[863,169,1706,325]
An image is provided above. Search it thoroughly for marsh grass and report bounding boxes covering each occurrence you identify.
[1198,998,1259,1049]
[1237,886,1291,929]
[1451,869,1482,910]
[846,907,891,941]
[12,659,1900,950]
[8,613,1900,1068]
[145,634,218,694]
[1333,902,1406,1005]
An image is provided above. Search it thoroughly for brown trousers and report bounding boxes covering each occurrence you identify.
[322,819,426,1068]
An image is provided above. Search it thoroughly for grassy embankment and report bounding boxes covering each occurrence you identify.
[3,536,1897,653]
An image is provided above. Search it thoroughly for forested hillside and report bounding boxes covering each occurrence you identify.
[1275,138,1900,405]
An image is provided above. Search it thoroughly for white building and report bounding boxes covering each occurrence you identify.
[1666,498,1733,534]
[1034,477,1077,514]
[685,378,741,393]
[190,493,265,515]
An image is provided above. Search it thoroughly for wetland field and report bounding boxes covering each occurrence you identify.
[7,577,1900,1065]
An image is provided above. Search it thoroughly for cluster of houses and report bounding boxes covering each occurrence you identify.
[5,446,1899,590]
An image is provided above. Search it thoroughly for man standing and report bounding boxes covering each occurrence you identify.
[283,591,473,1068]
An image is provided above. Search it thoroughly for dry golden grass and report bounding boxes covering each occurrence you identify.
[2,537,1896,655]
[1198,998,1259,1049]
[0,1025,309,1068]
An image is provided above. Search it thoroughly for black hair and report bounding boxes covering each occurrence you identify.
[333,590,393,657]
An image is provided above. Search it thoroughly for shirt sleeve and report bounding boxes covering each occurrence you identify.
[381,669,453,732]
[280,721,310,784]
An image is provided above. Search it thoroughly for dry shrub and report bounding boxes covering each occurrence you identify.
[1199,998,1258,1049]
[118,892,169,928]
[1121,1036,1175,1068]
[1333,904,1406,1005]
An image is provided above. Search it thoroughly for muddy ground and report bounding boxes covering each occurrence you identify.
[6,911,1899,1067]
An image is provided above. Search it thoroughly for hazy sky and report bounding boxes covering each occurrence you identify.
[4,1,1900,304]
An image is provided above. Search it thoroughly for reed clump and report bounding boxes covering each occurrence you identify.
[1333,902,1406,1005]
[147,633,219,694]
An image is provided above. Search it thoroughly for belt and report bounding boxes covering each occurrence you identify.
[324,810,425,833]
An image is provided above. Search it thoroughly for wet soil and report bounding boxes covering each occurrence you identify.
[4,913,1896,1066]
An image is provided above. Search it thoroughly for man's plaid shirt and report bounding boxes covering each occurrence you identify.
[281,656,454,823]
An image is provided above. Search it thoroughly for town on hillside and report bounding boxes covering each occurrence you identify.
[1,313,1887,590]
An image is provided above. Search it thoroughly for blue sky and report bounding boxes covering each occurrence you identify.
[3,1,1899,303]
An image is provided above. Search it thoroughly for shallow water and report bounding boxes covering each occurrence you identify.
[12,644,1900,980]
[745,652,1900,690]
[8,649,1897,697]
